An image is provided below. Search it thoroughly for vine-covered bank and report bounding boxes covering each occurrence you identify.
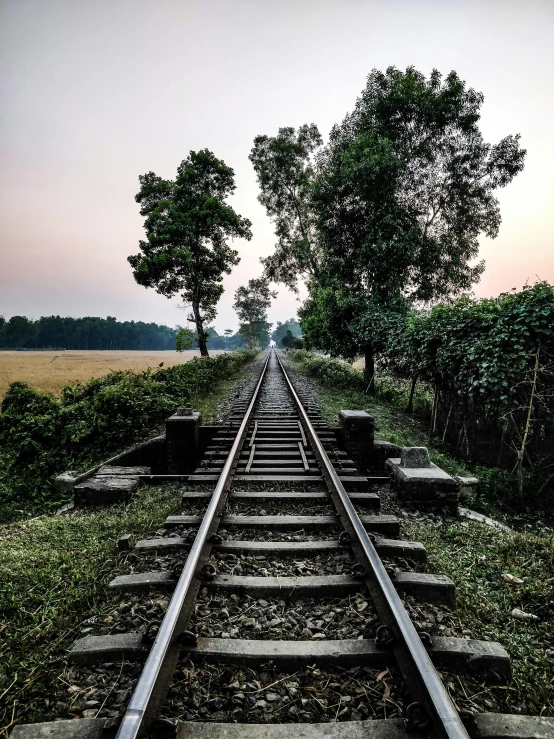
[294,283,554,516]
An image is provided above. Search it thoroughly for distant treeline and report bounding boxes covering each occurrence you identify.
[0,315,247,351]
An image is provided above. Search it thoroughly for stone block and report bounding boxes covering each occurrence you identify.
[11,719,108,739]
[54,470,81,494]
[166,408,202,474]
[97,465,150,476]
[372,440,401,470]
[74,476,139,507]
[338,409,374,473]
[457,475,480,501]
[386,451,459,512]
[400,446,431,468]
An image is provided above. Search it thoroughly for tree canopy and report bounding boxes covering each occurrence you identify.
[251,67,526,386]
[271,319,302,348]
[233,277,276,349]
[128,149,252,356]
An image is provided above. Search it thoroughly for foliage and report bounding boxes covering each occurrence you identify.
[271,318,301,347]
[175,327,195,352]
[281,330,303,349]
[252,67,526,383]
[0,351,256,519]
[291,349,366,390]
[0,314,179,350]
[128,149,252,356]
[249,125,322,292]
[0,485,181,731]
[233,277,276,349]
[384,283,554,487]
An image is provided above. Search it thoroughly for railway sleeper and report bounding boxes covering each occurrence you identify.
[134,536,427,562]
[68,632,509,678]
[164,514,400,536]
[10,713,554,739]
[107,572,455,606]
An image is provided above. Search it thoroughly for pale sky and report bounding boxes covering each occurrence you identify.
[1,0,553,334]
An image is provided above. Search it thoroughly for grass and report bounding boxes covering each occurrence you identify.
[0,357,256,733]
[0,485,181,735]
[402,515,554,716]
[0,349,226,400]
[290,354,554,718]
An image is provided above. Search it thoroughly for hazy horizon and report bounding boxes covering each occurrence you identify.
[1,0,553,334]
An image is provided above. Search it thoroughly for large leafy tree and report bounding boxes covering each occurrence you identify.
[253,67,526,387]
[271,318,301,347]
[233,277,276,349]
[249,125,322,291]
[128,150,252,356]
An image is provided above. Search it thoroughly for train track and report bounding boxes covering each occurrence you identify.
[12,350,550,739]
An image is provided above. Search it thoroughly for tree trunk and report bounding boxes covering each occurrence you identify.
[406,375,418,413]
[193,301,209,357]
[364,346,375,393]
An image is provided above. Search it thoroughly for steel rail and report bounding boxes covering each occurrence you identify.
[116,350,272,739]
[275,350,469,739]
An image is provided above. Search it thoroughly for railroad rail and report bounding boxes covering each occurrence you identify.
[11,349,551,739]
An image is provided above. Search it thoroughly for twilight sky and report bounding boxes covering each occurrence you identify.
[1,0,553,334]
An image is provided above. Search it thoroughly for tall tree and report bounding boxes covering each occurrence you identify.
[254,67,526,387]
[271,318,302,348]
[233,277,276,349]
[128,149,252,356]
[249,125,322,292]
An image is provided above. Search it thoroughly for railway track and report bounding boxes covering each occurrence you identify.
[12,350,551,739]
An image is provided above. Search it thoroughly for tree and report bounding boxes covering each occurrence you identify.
[250,125,323,292]
[255,67,526,388]
[233,277,276,349]
[128,149,252,357]
[271,319,302,348]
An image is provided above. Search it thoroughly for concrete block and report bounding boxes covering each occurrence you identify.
[97,465,150,475]
[386,452,459,513]
[70,632,146,664]
[54,470,81,494]
[400,446,431,468]
[166,409,202,474]
[372,440,401,469]
[338,409,374,472]
[458,475,480,501]
[11,719,108,739]
[74,476,138,507]
[472,713,554,739]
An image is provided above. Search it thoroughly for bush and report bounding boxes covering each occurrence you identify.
[291,350,366,390]
[0,351,256,517]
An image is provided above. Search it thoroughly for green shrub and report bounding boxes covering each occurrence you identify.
[292,350,366,390]
[0,351,256,518]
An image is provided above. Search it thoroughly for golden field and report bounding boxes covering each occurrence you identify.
[0,350,225,400]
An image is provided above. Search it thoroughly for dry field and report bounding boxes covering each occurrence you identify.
[0,350,225,400]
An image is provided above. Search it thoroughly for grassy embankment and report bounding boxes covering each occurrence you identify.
[0,353,256,735]
[0,351,255,522]
[289,350,554,718]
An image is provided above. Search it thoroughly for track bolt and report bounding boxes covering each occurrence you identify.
[405,702,431,731]
[142,622,160,644]
[351,564,366,579]
[375,624,396,648]
[200,563,217,580]
[210,533,223,545]
[179,630,198,646]
[149,718,177,738]
[339,531,352,547]
[186,530,197,542]
[418,631,432,646]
